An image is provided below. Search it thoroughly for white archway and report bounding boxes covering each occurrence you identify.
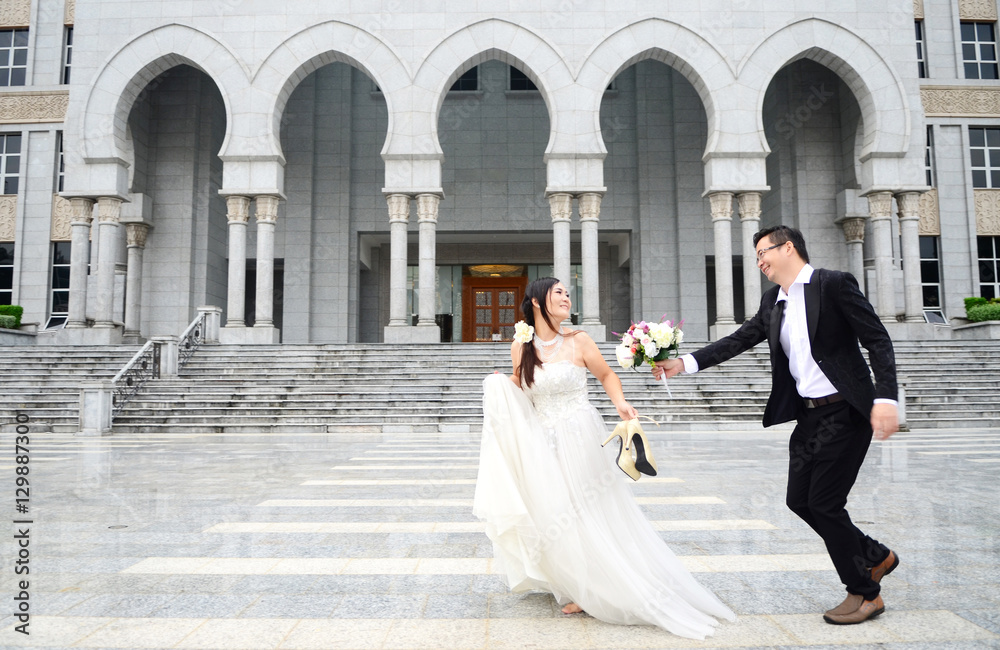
[577,19,736,158]
[77,24,247,167]
[409,19,572,159]
[740,19,911,161]
[250,21,409,163]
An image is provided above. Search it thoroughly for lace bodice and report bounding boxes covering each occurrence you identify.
[523,361,590,426]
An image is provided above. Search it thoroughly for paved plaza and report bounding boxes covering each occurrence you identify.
[1,421,998,649]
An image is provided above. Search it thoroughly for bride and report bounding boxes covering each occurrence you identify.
[473,277,736,639]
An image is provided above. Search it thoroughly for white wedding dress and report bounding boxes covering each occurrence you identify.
[473,334,736,639]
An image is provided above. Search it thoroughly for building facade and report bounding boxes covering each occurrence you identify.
[2,0,997,345]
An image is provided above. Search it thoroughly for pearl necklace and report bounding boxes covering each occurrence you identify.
[533,332,563,362]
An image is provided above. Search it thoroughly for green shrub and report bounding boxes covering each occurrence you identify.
[0,315,16,329]
[965,296,988,316]
[968,303,1000,322]
[0,305,22,329]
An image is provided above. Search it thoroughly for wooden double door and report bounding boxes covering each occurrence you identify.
[462,277,527,342]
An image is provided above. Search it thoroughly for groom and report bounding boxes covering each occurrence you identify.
[654,225,899,625]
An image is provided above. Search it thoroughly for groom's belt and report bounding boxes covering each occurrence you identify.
[803,393,844,409]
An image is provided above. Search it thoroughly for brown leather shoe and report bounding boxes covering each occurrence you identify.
[870,550,899,583]
[824,594,863,617]
[823,594,884,625]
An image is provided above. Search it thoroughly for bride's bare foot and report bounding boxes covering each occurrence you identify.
[561,603,583,614]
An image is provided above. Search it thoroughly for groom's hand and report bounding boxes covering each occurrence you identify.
[871,403,899,440]
[652,358,684,380]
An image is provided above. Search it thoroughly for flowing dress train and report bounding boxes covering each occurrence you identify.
[473,337,736,639]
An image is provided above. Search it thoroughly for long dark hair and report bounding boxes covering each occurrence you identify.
[517,277,573,388]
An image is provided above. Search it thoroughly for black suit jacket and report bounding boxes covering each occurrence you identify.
[692,268,897,427]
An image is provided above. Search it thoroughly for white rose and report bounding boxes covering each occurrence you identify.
[674,327,684,345]
[622,333,633,347]
[615,345,634,368]
[650,323,674,347]
[642,340,660,358]
[513,321,534,344]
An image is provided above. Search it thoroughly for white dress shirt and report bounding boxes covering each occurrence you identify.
[681,264,895,406]
[774,265,837,398]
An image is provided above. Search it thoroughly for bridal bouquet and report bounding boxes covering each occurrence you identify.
[614,317,684,370]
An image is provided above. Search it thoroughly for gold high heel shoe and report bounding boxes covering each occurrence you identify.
[602,421,640,481]
[625,419,657,477]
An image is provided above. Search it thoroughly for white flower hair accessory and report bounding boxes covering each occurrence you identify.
[513,320,534,344]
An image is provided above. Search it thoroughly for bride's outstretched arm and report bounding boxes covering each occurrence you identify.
[507,340,524,388]
[580,333,638,420]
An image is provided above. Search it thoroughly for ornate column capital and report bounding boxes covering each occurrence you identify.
[736,192,762,222]
[895,191,922,222]
[0,0,31,27]
[226,195,251,224]
[69,197,95,225]
[866,191,894,221]
[918,189,941,235]
[708,191,734,222]
[125,222,151,249]
[0,196,15,241]
[840,216,867,243]
[386,193,411,224]
[416,193,440,224]
[548,192,572,224]
[578,192,602,222]
[254,195,280,225]
[974,189,1000,235]
[96,196,122,224]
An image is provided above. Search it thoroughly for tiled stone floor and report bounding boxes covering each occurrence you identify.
[1,424,998,648]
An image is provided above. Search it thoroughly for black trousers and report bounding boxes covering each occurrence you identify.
[785,400,890,600]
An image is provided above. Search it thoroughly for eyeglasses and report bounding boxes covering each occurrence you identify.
[756,242,784,261]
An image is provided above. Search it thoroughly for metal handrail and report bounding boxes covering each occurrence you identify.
[111,340,160,419]
[178,311,206,368]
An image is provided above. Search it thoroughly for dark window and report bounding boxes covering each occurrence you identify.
[509,66,537,91]
[0,241,13,306]
[961,22,999,79]
[56,131,65,192]
[449,67,478,92]
[51,241,72,316]
[979,236,1000,299]
[925,125,935,186]
[916,21,927,78]
[62,27,72,85]
[918,236,941,309]
[968,127,1000,188]
[1,133,21,195]
[0,29,28,86]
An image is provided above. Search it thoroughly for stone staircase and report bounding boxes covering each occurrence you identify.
[1,346,142,432]
[2,341,997,434]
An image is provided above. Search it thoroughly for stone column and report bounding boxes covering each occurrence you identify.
[737,192,762,319]
[578,192,605,339]
[123,222,150,339]
[94,197,122,329]
[839,217,867,292]
[253,196,280,331]
[66,198,94,328]
[709,192,736,337]
[416,193,441,330]
[549,193,572,285]
[224,195,251,328]
[867,191,897,321]
[386,194,411,328]
[896,191,924,322]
